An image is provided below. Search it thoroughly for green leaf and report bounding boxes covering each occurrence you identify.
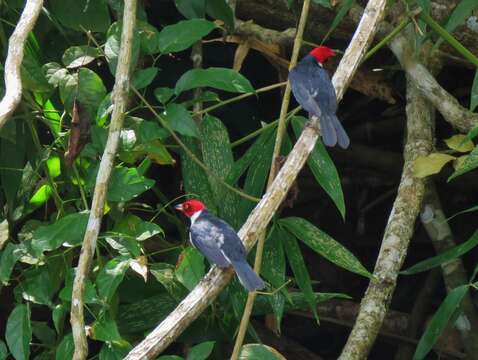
[50,0,110,32]
[96,258,130,302]
[413,285,469,360]
[20,267,54,306]
[237,131,274,224]
[154,87,175,104]
[175,68,254,95]
[180,137,217,212]
[322,0,354,42]
[262,225,286,326]
[402,230,478,275]
[62,46,100,69]
[31,212,89,253]
[0,340,7,360]
[137,20,161,55]
[59,269,98,304]
[175,247,205,291]
[157,356,183,360]
[200,115,237,224]
[46,155,61,179]
[31,322,56,346]
[91,312,122,342]
[174,0,206,18]
[55,334,74,360]
[6,304,31,360]
[43,62,68,88]
[21,35,52,93]
[132,67,158,90]
[151,263,188,299]
[471,69,478,112]
[280,226,319,322]
[115,214,163,241]
[206,0,234,30]
[444,0,478,37]
[99,342,131,360]
[280,217,372,278]
[239,344,286,360]
[187,341,215,360]
[28,184,53,207]
[158,19,216,53]
[164,103,200,138]
[107,167,155,202]
[105,22,140,75]
[292,116,345,218]
[52,304,66,334]
[59,68,107,119]
[312,0,331,8]
[0,243,23,285]
[449,145,478,180]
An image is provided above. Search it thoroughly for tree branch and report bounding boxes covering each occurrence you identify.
[124,0,388,358]
[338,76,433,360]
[0,0,43,131]
[70,1,137,359]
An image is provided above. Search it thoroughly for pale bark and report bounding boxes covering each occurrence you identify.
[338,77,433,360]
[0,0,43,130]
[70,1,137,359]
[124,0,388,358]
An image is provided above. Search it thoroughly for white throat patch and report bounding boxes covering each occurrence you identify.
[190,210,202,225]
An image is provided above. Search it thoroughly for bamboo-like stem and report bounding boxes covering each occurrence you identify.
[0,0,43,130]
[230,0,312,357]
[70,2,137,359]
[124,0,387,357]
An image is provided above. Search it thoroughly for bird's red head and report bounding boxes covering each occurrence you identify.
[175,199,206,217]
[310,46,336,65]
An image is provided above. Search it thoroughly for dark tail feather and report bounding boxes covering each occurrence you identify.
[318,114,350,149]
[231,259,265,291]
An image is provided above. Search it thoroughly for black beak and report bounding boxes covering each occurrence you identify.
[174,204,183,211]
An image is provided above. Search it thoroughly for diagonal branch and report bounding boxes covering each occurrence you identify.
[0,0,43,130]
[338,75,433,360]
[124,0,388,358]
[70,1,137,359]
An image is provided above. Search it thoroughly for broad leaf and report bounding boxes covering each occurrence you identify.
[175,68,254,95]
[402,230,478,275]
[99,342,131,360]
[151,263,188,299]
[106,166,155,202]
[0,243,23,285]
[91,312,122,342]
[175,0,206,18]
[6,304,31,360]
[55,334,74,360]
[31,212,89,253]
[413,285,469,360]
[96,258,130,302]
[292,116,345,218]
[279,217,372,278]
[158,19,216,53]
[59,68,107,119]
[239,344,286,360]
[50,0,110,32]
[281,226,319,322]
[62,46,100,69]
[444,134,474,153]
[187,341,215,360]
[137,20,161,55]
[0,341,7,360]
[132,67,158,90]
[175,248,205,290]
[206,0,234,30]
[164,103,199,138]
[413,153,456,178]
[59,268,98,304]
[105,22,140,75]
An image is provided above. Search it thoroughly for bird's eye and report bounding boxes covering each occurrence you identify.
[184,204,190,210]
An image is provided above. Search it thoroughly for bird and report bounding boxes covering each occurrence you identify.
[289,46,350,149]
[175,199,265,292]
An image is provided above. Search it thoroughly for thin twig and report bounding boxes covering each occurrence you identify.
[231,0,312,357]
[124,0,386,356]
[70,1,137,359]
[0,0,43,130]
